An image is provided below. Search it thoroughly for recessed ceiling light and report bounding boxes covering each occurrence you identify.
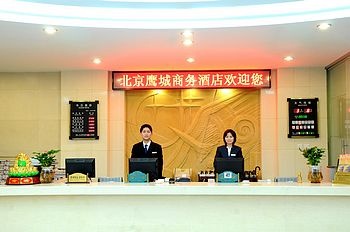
[284,56,294,61]
[186,57,195,63]
[182,39,193,46]
[181,30,193,38]
[43,26,58,35]
[181,30,193,46]
[93,58,102,64]
[317,23,331,30]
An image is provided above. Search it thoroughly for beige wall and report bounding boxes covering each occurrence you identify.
[0,68,328,181]
[260,70,278,179]
[273,67,328,180]
[0,72,61,159]
[60,70,110,178]
[108,72,126,177]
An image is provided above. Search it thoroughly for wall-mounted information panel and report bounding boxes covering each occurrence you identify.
[287,98,319,138]
[69,101,99,140]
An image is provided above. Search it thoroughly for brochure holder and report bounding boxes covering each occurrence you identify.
[333,154,350,185]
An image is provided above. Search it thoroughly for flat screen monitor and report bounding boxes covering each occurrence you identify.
[214,157,244,179]
[65,158,96,179]
[129,158,159,182]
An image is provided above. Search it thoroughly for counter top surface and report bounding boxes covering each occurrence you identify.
[1,181,350,196]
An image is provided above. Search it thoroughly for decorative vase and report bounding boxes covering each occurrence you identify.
[308,165,323,183]
[40,166,55,183]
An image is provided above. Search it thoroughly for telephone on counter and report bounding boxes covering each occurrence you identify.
[198,170,215,182]
[174,168,192,182]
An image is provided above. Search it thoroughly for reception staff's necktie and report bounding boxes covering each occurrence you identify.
[144,144,148,154]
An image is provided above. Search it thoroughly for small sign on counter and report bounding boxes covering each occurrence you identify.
[67,173,90,183]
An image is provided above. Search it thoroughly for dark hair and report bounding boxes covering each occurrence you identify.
[223,129,236,145]
[140,124,153,133]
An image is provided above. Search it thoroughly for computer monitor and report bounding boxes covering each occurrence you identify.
[65,158,96,179]
[214,157,244,180]
[129,158,159,182]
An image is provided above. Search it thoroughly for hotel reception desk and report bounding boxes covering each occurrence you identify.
[1,182,350,232]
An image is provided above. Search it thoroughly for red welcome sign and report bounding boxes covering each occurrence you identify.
[112,70,271,90]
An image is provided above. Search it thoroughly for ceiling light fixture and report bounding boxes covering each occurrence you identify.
[182,30,193,38]
[183,39,193,46]
[181,30,193,46]
[317,23,331,30]
[284,56,294,61]
[43,26,58,35]
[186,57,195,63]
[93,58,102,64]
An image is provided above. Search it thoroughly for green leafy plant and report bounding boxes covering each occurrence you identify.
[299,146,325,166]
[32,149,60,167]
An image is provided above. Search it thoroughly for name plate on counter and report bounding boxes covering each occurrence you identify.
[67,173,89,183]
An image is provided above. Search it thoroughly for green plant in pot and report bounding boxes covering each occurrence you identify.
[299,146,325,183]
[32,149,60,183]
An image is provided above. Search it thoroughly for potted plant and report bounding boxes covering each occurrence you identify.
[32,149,60,183]
[299,146,325,183]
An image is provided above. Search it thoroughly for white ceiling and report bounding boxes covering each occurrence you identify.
[0,0,349,72]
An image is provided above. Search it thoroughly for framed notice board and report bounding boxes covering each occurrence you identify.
[69,101,99,140]
[287,98,319,138]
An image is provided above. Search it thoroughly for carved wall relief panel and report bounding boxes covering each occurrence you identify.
[126,89,261,179]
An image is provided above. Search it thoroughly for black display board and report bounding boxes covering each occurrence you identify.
[69,101,99,140]
[287,98,319,138]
